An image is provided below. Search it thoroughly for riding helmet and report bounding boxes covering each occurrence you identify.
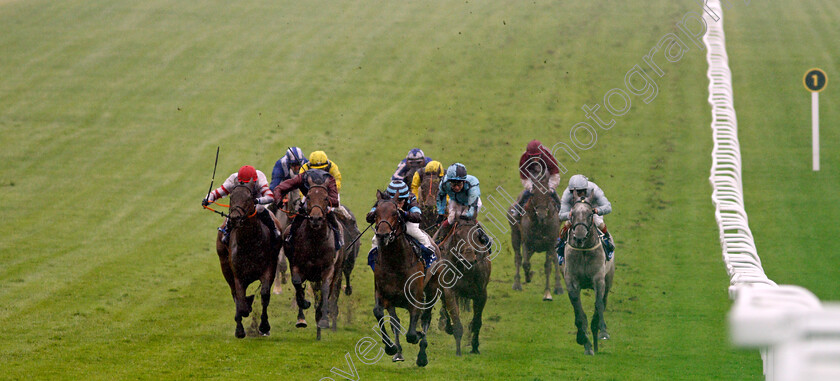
[386,180,411,199]
[568,174,589,190]
[237,165,258,183]
[308,151,330,169]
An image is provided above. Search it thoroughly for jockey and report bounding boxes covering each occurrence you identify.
[515,139,563,211]
[269,146,308,191]
[434,163,491,248]
[392,148,433,183]
[366,180,437,270]
[300,150,350,219]
[555,174,615,264]
[410,160,444,198]
[272,168,342,259]
[202,165,281,246]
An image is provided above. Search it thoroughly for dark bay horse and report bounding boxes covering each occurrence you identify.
[336,206,361,297]
[510,169,562,300]
[415,169,441,233]
[286,179,342,340]
[215,181,278,338]
[371,190,463,366]
[563,197,615,355]
[438,213,491,354]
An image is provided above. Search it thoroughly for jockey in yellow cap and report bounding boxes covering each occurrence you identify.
[300,151,349,219]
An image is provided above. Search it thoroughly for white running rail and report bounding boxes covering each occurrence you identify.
[703,1,840,380]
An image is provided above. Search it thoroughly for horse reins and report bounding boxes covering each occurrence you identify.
[568,198,600,251]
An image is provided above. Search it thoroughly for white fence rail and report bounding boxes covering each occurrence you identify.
[702,1,840,380]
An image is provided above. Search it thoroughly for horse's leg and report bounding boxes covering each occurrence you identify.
[373,298,399,356]
[259,264,276,336]
[440,288,463,356]
[317,266,333,330]
[292,269,308,328]
[343,248,356,296]
[272,249,287,294]
[553,254,565,295]
[471,292,487,354]
[567,284,593,355]
[512,226,523,291]
[593,276,609,345]
[405,304,421,345]
[542,250,553,301]
[523,243,533,284]
[233,278,248,339]
[387,306,405,362]
[602,265,614,340]
[314,283,323,340]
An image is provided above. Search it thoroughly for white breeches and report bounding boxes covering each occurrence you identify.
[446,198,482,224]
[371,222,435,250]
[521,173,561,192]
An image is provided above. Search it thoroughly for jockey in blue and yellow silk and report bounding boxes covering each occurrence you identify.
[392,148,433,183]
[270,147,308,191]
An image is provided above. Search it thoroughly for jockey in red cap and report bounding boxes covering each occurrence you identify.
[203,165,282,246]
[515,140,563,212]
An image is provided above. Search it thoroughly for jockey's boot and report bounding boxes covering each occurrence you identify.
[257,209,282,249]
[549,190,563,209]
[219,221,230,244]
[516,190,533,210]
[601,227,615,261]
[328,212,343,252]
[367,247,378,271]
[555,237,566,265]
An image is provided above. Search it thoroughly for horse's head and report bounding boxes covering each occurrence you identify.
[373,190,404,247]
[528,191,555,222]
[569,196,596,248]
[228,181,258,228]
[418,172,440,207]
[305,180,330,230]
[449,219,483,267]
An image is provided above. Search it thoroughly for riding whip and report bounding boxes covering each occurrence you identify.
[342,222,373,252]
[205,146,220,201]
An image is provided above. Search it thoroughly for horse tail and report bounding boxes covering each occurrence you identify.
[458,295,471,313]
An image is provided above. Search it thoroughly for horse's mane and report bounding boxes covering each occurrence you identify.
[305,169,330,186]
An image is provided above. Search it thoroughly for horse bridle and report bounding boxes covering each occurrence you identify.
[374,199,405,243]
[568,198,599,250]
[303,184,330,220]
[228,184,258,227]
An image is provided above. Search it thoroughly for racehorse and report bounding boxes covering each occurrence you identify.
[437,212,492,354]
[510,167,563,300]
[286,177,342,340]
[415,168,441,233]
[337,207,361,297]
[215,181,279,338]
[371,190,463,366]
[271,189,302,294]
[563,196,615,355]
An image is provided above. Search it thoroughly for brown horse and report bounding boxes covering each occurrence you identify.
[416,169,442,232]
[371,190,463,366]
[286,179,342,340]
[510,169,563,300]
[271,189,302,294]
[563,197,614,355]
[215,181,279,338]
[336,207,361,297]
[438,213,492,354]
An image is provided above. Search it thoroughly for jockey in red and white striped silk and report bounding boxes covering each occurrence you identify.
[203,165,281,244]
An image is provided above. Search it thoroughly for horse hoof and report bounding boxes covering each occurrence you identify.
[543,292,553,301]
[416,354,428,367]
[471,348,480,354]
[600,332,610,340]
[317,319,330,329]
[584,349,594,356]
[512,283,522,291]
[406,333,418,344]
[344,285,352,296]
[260,330,270,337]
[392,353,404,362]
[385,344,398,356]
[296,319,308,328]
[235,327,246,339]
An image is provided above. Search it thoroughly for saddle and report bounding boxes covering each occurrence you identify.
[406,235,438,269]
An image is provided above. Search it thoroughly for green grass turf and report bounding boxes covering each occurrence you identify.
[0,0,835,379]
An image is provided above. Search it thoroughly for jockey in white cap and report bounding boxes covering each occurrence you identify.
[556,174,614,264]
